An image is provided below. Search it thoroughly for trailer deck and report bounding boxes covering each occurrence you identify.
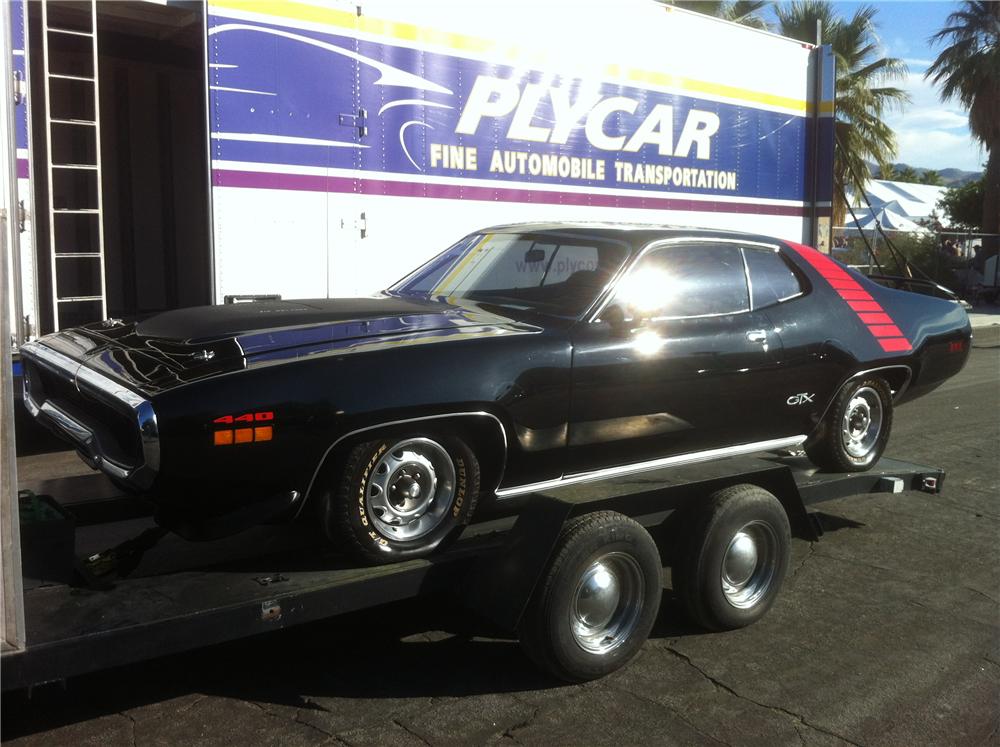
[1,454,943,692]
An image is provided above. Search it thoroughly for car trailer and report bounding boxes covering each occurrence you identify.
[1,453,943,690]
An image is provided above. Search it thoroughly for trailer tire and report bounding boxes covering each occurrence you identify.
[323,433,480,564]
[807,377,893,472]
[673,484,790,632]
[518,511,662,682]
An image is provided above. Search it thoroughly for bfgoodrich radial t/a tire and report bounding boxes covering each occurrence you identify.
[807,377,893,472]
[518,511,662,682]
[323,433,480,564]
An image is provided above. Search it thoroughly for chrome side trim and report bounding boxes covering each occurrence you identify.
[495,435,807,499]
[20,340,159,488]
[299,411,509,517]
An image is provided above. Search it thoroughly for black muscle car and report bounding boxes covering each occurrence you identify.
[20,224,971,561]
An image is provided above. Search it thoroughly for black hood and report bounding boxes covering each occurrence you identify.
[36,295,536,395]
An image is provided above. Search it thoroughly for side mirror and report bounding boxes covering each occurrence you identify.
[601,303,632,337]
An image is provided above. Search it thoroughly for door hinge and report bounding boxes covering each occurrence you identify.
[359,211,367,239]
[338,108,368,139]
[13,70,25,105]
[18,200,26,232]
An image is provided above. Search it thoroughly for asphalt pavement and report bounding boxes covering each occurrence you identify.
[3,330,998,747]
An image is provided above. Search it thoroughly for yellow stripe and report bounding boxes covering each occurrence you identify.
[435,234,492,294]
[210,0,815,114]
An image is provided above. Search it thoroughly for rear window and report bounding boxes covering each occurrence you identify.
[744,248,804,308]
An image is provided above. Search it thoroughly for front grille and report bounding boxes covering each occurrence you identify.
[26,360,144,467]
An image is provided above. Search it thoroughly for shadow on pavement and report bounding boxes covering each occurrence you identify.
[1,584,706,740]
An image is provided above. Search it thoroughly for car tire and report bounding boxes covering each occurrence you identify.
[672,484,790,632]
[323,433,480,564]
[518,511,662,683]
[806,376,893,472]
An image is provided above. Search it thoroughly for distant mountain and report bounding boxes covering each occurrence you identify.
[866,162,980,187]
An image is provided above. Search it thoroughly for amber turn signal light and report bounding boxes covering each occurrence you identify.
[214,425,274,446]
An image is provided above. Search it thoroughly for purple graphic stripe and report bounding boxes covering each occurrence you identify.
[213,169,809,217]
[17,158,28,179]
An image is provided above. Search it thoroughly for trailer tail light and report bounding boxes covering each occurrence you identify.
[254,426,273,442]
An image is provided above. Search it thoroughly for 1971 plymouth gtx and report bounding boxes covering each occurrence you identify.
[20,224,971,561]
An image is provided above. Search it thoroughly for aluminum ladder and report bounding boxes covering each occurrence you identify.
[40,0,106,331]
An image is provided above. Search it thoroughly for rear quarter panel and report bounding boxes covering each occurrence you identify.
[782,241,971,404]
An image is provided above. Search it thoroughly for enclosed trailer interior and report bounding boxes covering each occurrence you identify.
[26,0,210,334]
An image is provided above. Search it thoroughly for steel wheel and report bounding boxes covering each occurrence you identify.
[720,520,779,609]
[366,437,455,541]
[570,552,646,655]
[840,386,884,460]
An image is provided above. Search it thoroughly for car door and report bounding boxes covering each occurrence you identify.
[566,239,785,475]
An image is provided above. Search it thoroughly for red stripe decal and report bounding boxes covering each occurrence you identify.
[867,324,903,338]
[828,278,863,290]
[785,241,913,354]
[858,313,893,325]
[837,289,873,301]
[879,338,912,352]
[847,300,883,312]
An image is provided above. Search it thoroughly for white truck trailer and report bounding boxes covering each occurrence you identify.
[5,0,834,340]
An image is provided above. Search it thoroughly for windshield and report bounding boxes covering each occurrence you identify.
[391,232,632,318]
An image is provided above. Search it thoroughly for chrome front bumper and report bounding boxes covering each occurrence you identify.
[20,341,160,491]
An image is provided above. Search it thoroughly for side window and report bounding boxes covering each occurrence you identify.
[744,248,804,308]
[614,243,750,318]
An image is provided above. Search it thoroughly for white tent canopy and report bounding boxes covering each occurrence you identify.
[844,179,949,232]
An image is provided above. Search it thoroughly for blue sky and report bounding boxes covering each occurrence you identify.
[771,1,985,173]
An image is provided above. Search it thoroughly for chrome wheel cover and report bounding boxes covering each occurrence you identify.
[570,552,645,655]
[721,520,778,609]
[841,386,883,460]
[367,438,455,541]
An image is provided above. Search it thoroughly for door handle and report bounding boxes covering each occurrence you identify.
[746,330,767,343]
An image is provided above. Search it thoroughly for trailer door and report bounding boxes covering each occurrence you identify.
[206,0,363,301]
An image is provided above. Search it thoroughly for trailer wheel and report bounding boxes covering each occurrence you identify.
[518,511,662,682]
[323,434,480,563]
[673,484,790,632]
[807,377,893,472]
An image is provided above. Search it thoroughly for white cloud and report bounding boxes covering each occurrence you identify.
[882,70,984,171]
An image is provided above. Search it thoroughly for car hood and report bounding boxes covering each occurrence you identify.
[34,296,538,394]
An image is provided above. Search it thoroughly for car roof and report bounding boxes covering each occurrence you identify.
[477,221,788,250]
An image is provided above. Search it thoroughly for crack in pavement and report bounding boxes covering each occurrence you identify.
[500,704,541,742]
[962,585,1000,605]
[392,718,433,746]
[790,541,817,581]
[665,647,861,747]
[607,684,729,746]
[121,711,137,747]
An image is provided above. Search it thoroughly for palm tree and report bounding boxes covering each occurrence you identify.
[775,2,909,226]
[926,1,1000,248]
[665,1,771,30]
[920,169,943,187]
